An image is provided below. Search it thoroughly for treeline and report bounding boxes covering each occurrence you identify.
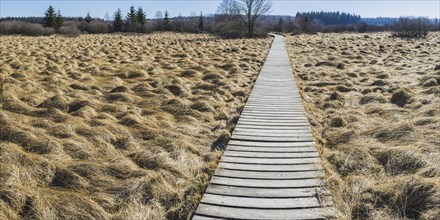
[0,16,79,24]
[260,15,439,36]
[0,4,439,38]
[362,17,398,26]
[296,11,361,25]
[0,5,206,36]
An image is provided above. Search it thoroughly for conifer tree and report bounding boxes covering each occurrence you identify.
[54,10,64,29]
[85,11,92,23]
[126,5,137,25]
[43,5,56,27]
[136,7,147,26]
[198,12,205,31]
[163,10,171,31]
[113,9,124,32]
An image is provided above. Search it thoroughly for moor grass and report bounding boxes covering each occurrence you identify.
[286,32,440,219]
[0,33,272,219]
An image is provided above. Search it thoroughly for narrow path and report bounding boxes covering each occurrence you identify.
[193,35,334,219]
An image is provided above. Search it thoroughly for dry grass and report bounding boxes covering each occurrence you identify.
[0,33,272,219]
[286,32,440,219]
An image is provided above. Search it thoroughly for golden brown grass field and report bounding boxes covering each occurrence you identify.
[286,32,440,219]
[0,33,272,219]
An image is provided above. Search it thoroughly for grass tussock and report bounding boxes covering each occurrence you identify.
[286,32,440,219]
[0,33,271,219]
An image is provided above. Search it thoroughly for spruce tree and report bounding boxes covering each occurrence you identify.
[113,9,124,32]
[136,7,147,26]
[198,12,205,31]
[85,11,92,23]
[54,10,64,29]
[163,10,171,31]
[43,5,56,27]
[126,5,137,25]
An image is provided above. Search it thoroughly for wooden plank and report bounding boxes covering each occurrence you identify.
[239,115,308,119]
[223,151,318,158]
[237,119,309,123]
[241,111,306,115]
[240,112,307,116]
[240,113,306,118]
[218,163,322,172]
[238,117,308,121]
[238,118,309,123]
[246,100,302,102]
[245,103,301,105]
[245,103,302,106]
[238,114,306,118]
[210,176,324,188]
[243,109,305,112]
[235,122,310,126]
[195,204,332,219]
[214,169,324,180]
[205,184,325,198]
[243,106,303,109]
[231,135,314,142]
[234,125,311,130]
[228,140,315,147]
[221,157,320,165]
[192,215,222,220]
[246,102,304,107]
[233,128,312,133]
[243,104,303,106]
[232,131,312,137]
[244,104,304,110]
[233,127,311,132]
[226,146,317,153]
[244,106,304,109]
[200,194,320,209]
[247,96,300,98]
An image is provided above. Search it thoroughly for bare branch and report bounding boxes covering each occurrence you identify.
[234,0,272,37]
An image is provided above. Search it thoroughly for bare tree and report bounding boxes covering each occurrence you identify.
[235,0,272,37]
[393,17,430,38]
[155,11,163,19]
[217,0,240,16]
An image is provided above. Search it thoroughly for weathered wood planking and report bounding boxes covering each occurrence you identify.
[193,35,333,219]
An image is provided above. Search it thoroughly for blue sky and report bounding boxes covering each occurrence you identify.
[1,1,439,19]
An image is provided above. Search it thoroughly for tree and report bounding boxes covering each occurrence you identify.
[164,10,172,31]
[113,9,124,32]
[104,12,110,21]
[125,5,137,26]
[136,7,147,26]
[234,0,272,38]
[54,10,64,29]
[393,17,430,38]
[198,12,205,31]
[85,11,92,23]
[154,11,164,31]
[43,5,56,27]
[155,11,163,19]
[357,22,368,33]
[217,0,240,16]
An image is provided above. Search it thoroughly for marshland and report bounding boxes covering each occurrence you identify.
[0,33,271,219]
[1,0,439,219]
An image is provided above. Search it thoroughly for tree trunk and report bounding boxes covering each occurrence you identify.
[248,23,253,38]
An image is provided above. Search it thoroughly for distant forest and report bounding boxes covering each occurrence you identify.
[362,17,398,26]
[295,11,361,25]
[0,16,80,24]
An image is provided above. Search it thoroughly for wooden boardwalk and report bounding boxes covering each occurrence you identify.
[193,35,333,219]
